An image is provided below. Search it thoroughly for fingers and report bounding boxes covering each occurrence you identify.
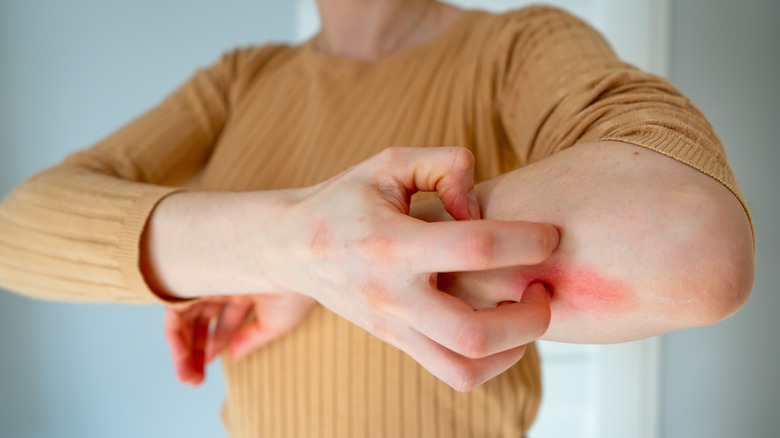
[164,301,223,385]
[228,319,279,363]
[399,219,559,273]
[408,282,551,360]
[164,307,189,361]
[226,294,317,362]
[367,147,559,272]
[374,147,478,220]
[186,302,222,385]
[395,328,529,393]
[164,305,204,385]
[205,299,253,362]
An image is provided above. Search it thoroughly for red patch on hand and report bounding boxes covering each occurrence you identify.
[310,223,333,258]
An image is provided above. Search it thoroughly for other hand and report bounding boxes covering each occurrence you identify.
[164,293,316,385]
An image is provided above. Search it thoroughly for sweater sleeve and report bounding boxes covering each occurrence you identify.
[0,46,279,304]
[494,6,752,230]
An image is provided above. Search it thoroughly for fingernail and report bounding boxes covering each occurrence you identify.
[467,191,481,220]
[551,225,561,249]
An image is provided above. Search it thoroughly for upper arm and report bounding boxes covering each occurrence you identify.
[486,8,754,335]
[494,7,749,224]
[478,141,754,343]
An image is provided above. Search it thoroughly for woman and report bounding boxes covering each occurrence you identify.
[0,0,753,436]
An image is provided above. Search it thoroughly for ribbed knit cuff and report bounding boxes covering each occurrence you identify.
[116,184,196,305]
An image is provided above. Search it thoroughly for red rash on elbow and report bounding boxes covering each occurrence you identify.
[515,261,637,314]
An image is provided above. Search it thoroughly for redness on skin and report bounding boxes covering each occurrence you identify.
[514,261,637,314]
[310,223,333,258]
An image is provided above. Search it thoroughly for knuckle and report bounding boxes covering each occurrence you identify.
[453,320,490,358]
[379,146,406,163]
[526,226,556,263]
[462,229,495,269]
[359,281,398,314]
[447,364,482,393]
[449,147,475,172]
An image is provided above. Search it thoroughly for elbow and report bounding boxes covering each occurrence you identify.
[708,237,754,324]
[690,249,753,327]
[671,193,755,328]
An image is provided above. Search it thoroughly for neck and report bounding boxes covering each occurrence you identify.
[314,0,456,61]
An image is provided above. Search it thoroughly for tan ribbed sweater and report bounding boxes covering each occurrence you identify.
[0,6,746,438]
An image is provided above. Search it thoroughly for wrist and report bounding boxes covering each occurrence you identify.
[143,189,302,299]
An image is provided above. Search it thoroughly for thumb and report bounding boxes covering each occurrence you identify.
[374,147,478,220]
[228,320,279,363]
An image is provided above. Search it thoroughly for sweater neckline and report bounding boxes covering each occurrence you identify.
[301,10,487,72]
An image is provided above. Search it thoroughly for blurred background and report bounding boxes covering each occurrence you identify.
[1,0,778,437]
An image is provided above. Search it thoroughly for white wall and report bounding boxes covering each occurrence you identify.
[662,1,780,437]
[0,1,295,437]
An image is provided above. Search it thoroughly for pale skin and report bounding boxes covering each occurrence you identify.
[158,0,755,388]
[154,146,558,391]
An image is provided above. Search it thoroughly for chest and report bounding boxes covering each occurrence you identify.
[197,54,511,191]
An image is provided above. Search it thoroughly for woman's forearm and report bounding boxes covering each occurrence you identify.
[140,189,303,299]
[139,147,562,391]
[445,141,754,343]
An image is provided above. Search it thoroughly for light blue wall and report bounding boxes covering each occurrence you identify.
[0,1,296,437]
[663,0,780,437]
